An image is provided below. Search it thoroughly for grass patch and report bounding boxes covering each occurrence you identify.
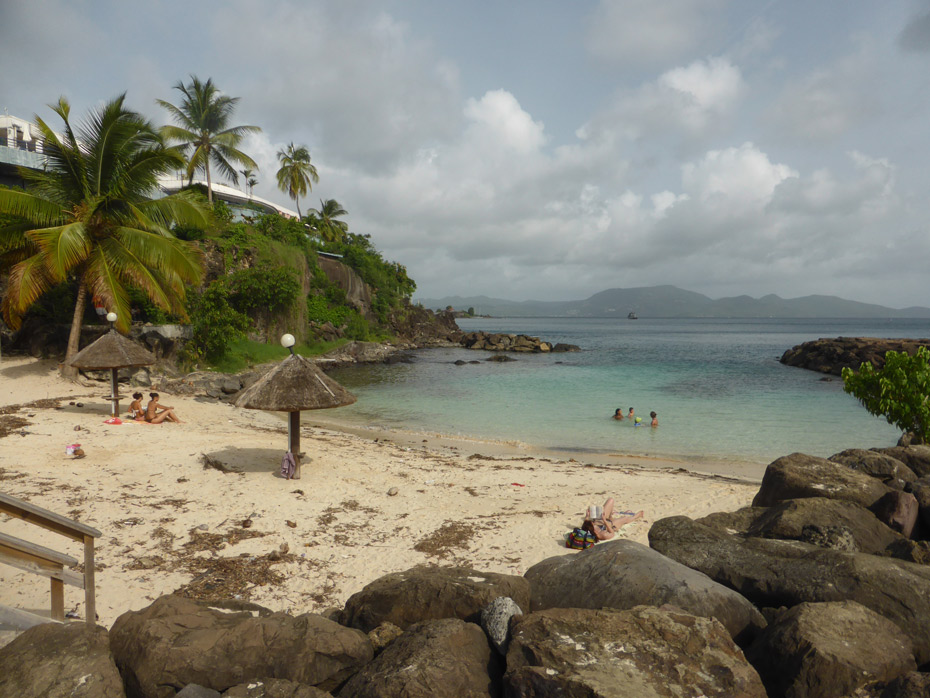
[207,337,350,373]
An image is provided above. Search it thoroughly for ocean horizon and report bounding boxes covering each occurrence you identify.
[325,317,930,474]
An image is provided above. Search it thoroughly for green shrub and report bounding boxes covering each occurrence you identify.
[842,346,930,444]
[183,282,251,365]
[227,266,301,314]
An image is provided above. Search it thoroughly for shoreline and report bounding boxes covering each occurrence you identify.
[0,355,760,638]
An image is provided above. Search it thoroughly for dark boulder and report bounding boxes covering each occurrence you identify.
[907,478,930,530]
[723,498,903,554]
[870,491,919,538]
[745,601,915,698]
[109,595,372,697]
[648,516,930,663]
[883,538,930,565]
[523,539,765,644]
[830,449,917,484]
[873,447,930,479]
[339,566,530,633]
[752,453,892,508]
[0,622,126,698]
[503,605,766,697]
[336,618,501,698]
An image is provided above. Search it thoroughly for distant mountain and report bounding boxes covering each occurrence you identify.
[415,285,930,319]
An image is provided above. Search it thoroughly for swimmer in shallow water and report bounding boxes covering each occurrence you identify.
[651,411,658,427]
[633,417,645,427]
[613,408,624,420]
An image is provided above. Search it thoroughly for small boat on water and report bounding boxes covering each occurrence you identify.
[627,311,638,320]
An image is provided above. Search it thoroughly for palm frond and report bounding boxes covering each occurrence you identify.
[2,254,55,329]
[0,188,64,227]
[27,222,91,280]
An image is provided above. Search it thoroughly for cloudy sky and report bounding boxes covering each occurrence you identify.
[3,1,930,307]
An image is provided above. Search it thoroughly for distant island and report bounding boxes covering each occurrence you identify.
[416,285,930,319]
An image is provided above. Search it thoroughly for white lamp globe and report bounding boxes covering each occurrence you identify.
[280,334,296,349]
[106,312,117,323]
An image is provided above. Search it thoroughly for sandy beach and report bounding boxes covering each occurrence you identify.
[0,355,759,632]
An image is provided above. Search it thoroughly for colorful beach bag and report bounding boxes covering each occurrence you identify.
[566,527,597,549]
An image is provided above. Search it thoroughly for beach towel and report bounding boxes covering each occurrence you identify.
[281,451,297,480]
[104,417,123,425]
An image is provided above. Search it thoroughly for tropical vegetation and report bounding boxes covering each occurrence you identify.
[842,347,930,444]
[275,143,318,218]
[0,95,210,378]
[1,82,426,375]
[157,75,261,205]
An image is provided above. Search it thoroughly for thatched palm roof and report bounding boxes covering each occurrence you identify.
[68,329,156,370]
[235,353,356,412]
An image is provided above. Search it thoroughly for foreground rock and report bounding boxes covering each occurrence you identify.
[504,606,766,697]
[524,539,765,644]
[699,498,903,554]
[752,453,892,508]
[339,566,530,633]
[649,516,930,664]
[336,618,501,697]
[222,680,329,697]
[779,337,930,376]
[830,448,918,485]
[109,595,372,696]
[745,601,916,698]
[0,622,126,698]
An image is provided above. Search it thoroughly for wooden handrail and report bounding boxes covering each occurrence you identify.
[0,492,100,625]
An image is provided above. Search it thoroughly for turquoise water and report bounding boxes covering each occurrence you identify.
[325,318,930,466]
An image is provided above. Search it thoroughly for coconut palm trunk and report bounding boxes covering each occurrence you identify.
[61,281,89,380]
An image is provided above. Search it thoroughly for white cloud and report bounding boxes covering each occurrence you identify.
[586,0,730,67]
[681,142,797,209]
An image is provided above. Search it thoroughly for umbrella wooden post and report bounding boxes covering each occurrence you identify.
[109,368,119,418]
[288,411,302,479]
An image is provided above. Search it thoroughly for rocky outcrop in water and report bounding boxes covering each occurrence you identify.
[780,337,930,376]
[459,331,579,353]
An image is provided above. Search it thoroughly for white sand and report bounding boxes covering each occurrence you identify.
[0,355,759,630]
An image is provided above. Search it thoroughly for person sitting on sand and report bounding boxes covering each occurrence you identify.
[144,392,182,424]
[581,498,644,541]
[650,411,658,428]
[128,392,145,421]
[613,408,624,420]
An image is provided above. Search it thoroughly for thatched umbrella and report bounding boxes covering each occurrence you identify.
[68,316,156,418]
[235,337,356,479]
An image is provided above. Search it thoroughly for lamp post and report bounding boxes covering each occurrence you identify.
[106,313,119,417]
[280,334,301,472]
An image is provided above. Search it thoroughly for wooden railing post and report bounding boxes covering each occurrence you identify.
[83,534,96,625]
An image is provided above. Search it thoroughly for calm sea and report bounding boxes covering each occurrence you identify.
[325,317,930,468]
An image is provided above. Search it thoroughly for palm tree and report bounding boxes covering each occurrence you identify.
[275,143,318,218]
[240,168,258,200]
[307,198,348,243]
[157,75,261,205]
[246,175,258,200]
[0,95,209,379]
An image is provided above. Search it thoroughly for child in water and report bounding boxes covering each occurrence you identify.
[613,408,624,420]
[651,411,658,427]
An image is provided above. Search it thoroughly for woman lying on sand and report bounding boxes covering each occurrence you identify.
[582,498,644,541]
[145,392,183,424]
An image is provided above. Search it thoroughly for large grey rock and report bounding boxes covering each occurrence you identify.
[503,605,766,698]
[110,595,371,697]
[339,566,530,633]
[745,601,916,698]
[908,479,930,530]
[752,453,893,508]
[712,498,903,554]
[0,622,126,698]
[336,618,501,698]
[870,491,919,538]
[523,539,765,644]
[223,679,330,697]
[648,516,930,664]
[873,447,930,479]
[830,449,917,484]
[177,686,221,698]
[480,596,523,655]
